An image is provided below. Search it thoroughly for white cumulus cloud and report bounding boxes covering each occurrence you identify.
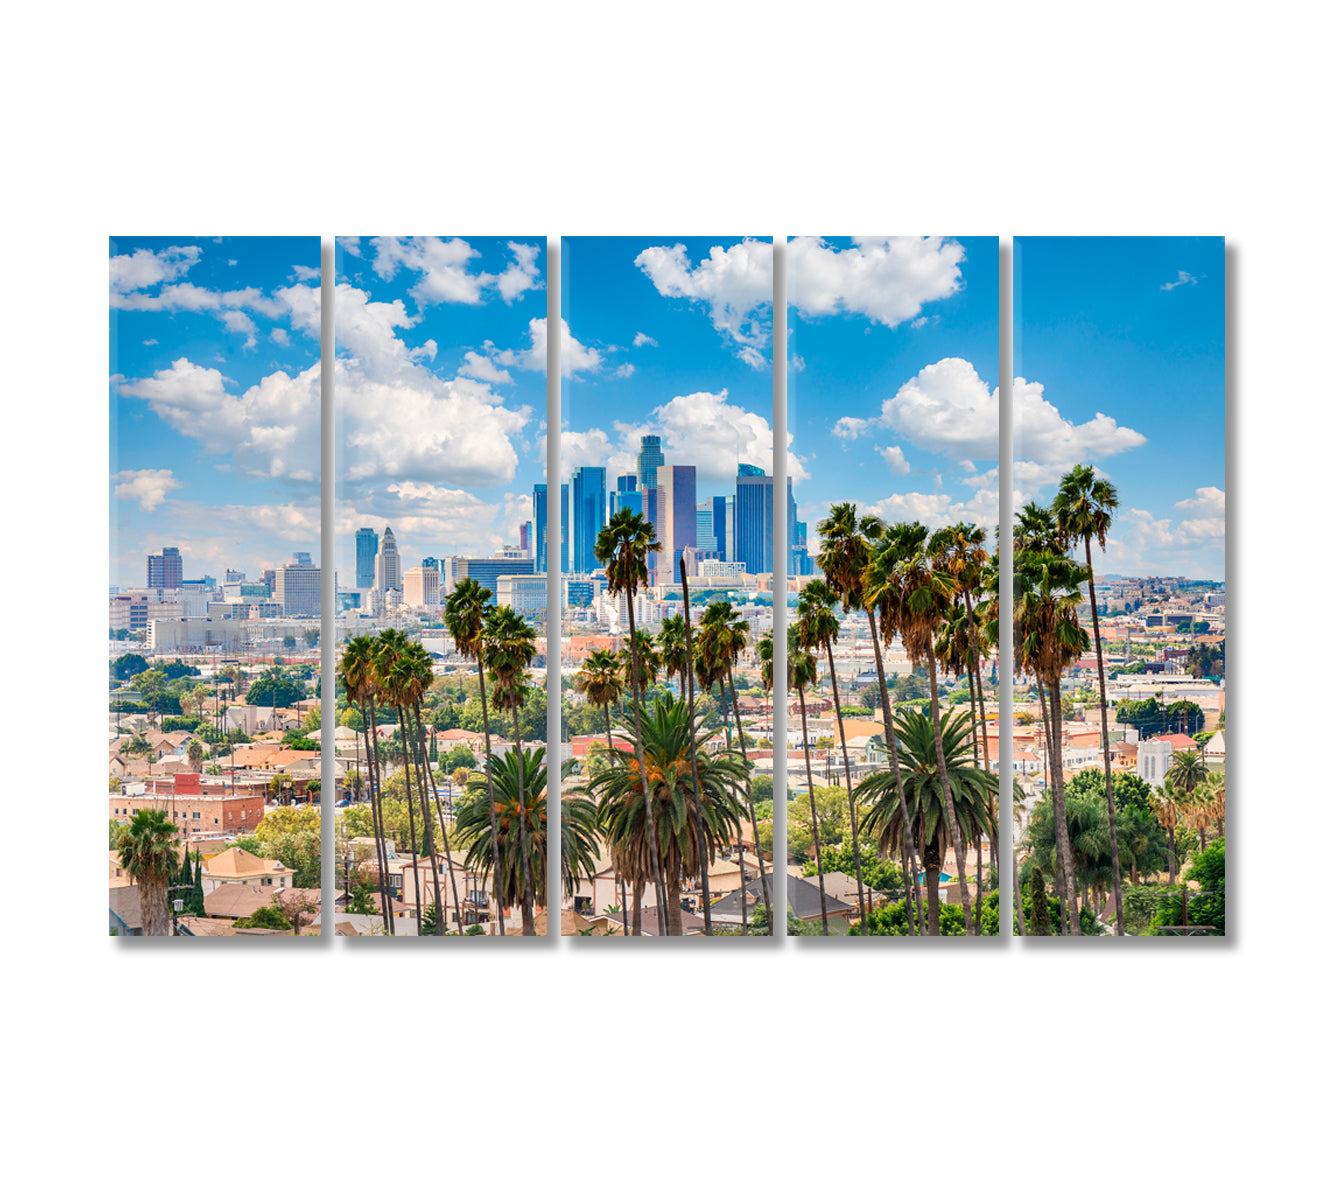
[788,236,965,327]
[113,468,182,512]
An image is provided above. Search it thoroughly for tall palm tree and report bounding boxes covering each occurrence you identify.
[860,521,926,933]
[932,522,993,768]
[403,641,465,934]
[1014,546,1091,933]
[1053,463,1125,934]
[796,578,867,926]
[456,749,594,921]
[580,697,746,936]
[375,630,436,935]
[338,636,393,932]
[117,809,179,936]
[678,563,715,933]
[857,708,998,935]
[657,614,690,695]
[699,599,769,928]
[445,578,505,935]
[574,647,630,933]
[483,604,538,935]
[892,524,977,934]
[595,509,668,935]
[788,625,828,934]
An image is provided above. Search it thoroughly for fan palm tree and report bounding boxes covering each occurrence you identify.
[788,625,828,933]
[857,707,998,935]
[699,599,768,928]
[677,562,716,932]
[403,641,465,934]
[338,636,393,932]
[1053,463,1125,934]
[580,697,746,936]
[455,749,593,919]
[445,578,505,936]
[1014,546,1091,932]
[596,509,668,934]
[483,604,538,935]
[891,524,977,934]
[574,647,630,932]
[657,614,690,695]
[796,578,867,925]
[1153,780,1187,884]
[117,808,179,936]
[375,630,438,935]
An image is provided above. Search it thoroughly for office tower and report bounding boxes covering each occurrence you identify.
[146,546,183,591]
[224,568,245,584]
[261,569,276,594]
[657,465,697,581]
[711,495,733,561]
[637,434,665,491]
[275,560,321,616]
[616,473,637,493]
[519,521,532,552]
[571,466,606,575]
[456,547,534,597]
[792,517,813,575]
[422,555,440,571]
[373,525,402,594]
[293,551,313,566]
[355,527,378,589]
[403,565,441,607]
[696,503,716,553]
[533,483,570,575]
[611,488,643,519]
[735,470,776,573]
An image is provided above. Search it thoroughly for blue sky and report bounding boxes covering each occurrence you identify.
[331,236,547,580]
[561,237,775,497]
[109,236,322,587]
[787,236,1000,548]
[1016,236,1225,579]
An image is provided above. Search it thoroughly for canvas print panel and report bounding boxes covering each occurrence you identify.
[1012,236,1226,937]
[331,237,549,936]
[786,236,1002,936]
[559,236,778,936]
[109,236,324,937]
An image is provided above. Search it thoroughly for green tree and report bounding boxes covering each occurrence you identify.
[117,809,179,936]
[112,652,149,681]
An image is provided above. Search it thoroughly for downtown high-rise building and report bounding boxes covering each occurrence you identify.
[636,435,665,491]
[735,467,791,574]
[533,482,569,575]
[571,466,607,575]
[519,521,532,552]
[147,546,183,591]
[373,526,402,594]
[657,465,697,582]
[355,527,378,589]
[275,560,321,616]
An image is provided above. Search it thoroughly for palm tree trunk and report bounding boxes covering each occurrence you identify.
[415,701,465,934]
[475,658,505,936]
[366,699,397,935]
[679,570,715,934]
[923,841,941,936]
[1013,846,1027,936]
[358,698,392,933]
[824,639,866,930]
[727,662,769,930]
[1047,675,1082,935]
[405,706,445,935]
[926,652,976,935]
[632,880,643,935]
[604,703,631,937]
[1035,679,1069,934]
[625,597,668,935]
[396,706,424,936]
[1084,537,1125,935]
[798,685,829,934]
[962,588,990,768]
[510,706,537,936]
[667,876,683,935]
[867,608,922,935]
[966,660,981,768]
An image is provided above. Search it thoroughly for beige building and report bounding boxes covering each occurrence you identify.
[402,565,441,608]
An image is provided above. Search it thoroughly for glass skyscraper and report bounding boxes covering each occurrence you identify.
[571,466,606,575]
[355,527,378,589]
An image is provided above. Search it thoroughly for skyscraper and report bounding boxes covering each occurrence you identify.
[275,560,321,615]
[571,466,606,575]
[374,526,402,594]
[735,470,777,573]
[636,435,665,491]
[533,482,569,575]
[696,502,716,553]
[616,473,637,493]
[711,495,733,560]
[355,527,378,588]
[147,546,183,591]
[519,521,532,552]
[658,465,697,580]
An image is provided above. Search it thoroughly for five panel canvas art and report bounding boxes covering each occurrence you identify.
[108,235,1227,938]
